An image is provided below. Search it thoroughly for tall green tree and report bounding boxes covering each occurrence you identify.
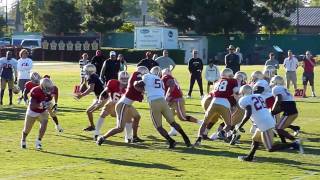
[20,0,42,32]
[160,0,297,34]
[0,16,6,36]
[39,0,82,34]
[160,0,194,33]
[83,0,123,33]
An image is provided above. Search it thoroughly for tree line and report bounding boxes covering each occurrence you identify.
[17,0,306,35]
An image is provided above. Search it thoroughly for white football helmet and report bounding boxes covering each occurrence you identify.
[84,64,96,75]
[221,68,234,78]
[30,72,41,84]
[40,78,54,94]
[250,71,263,82]
[12,84,20,94]
[118,71,129,85]
[239,85,253,96]
[161,68,172,76]
[137,66,149,75]
[234,71,247,82]
[270,75,285,87]
[150,66,162,77]
[263,65,276,79]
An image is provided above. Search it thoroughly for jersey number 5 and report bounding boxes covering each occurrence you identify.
[154,79,162,88]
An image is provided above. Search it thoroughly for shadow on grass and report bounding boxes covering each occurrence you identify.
[257,156,320,172]
[39,150,183,171]
[0,106,25,121]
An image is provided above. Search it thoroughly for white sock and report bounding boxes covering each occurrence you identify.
[170,127,177,133]
[197,120,204,125]
[94,117,105,136]
[203,128,209,136]
[125,123,133,140]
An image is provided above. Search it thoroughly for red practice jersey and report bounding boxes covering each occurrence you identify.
[30,86,52,113]
[212,78,238,99]
[125,71,144,102]
[106,79,127,102]
[161,74,182,100]
[25,81,38,93]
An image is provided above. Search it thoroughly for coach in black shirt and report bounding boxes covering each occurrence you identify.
[100,51,120,84]
[137,51,159,70]
[90,50,105,76]
[187,50,204,98]
[225,45,240,73]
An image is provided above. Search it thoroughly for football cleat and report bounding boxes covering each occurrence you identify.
[21,140,27,149]
[193,137,202,147]
[83,126,95,131]
[125,138,132,143]
[230,133,241,145]
[294,139,304,154]
[132,137,145,143]
[186,95,191,99]
[238,156,253,162]
[35,140,42,150]
[96,136,105,146]
[55,125,64,133]
[168,140,177,149]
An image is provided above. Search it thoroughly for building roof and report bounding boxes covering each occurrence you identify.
[289,7,320,26]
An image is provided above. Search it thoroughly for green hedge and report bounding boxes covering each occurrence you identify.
[100,48,185,64]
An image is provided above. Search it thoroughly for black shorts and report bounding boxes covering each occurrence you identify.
[207,81,213,86]
[281,101,298,116]
[302,72,314,86]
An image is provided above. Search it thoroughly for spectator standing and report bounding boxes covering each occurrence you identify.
[117,54,127,71]
[100,51,120,84]
[235,47,243,64]
[137,51,159,70]
[17,49,33,104]
[155,50,176,70]
[0,51,18,105]
[90,50,105,76]
[302,51,316,97]
[79,53,90,84]
[225,45,240,73]
[205,59,220,93]
[283,50,299,90]
[187,50,204,99]
[265,52,279,74]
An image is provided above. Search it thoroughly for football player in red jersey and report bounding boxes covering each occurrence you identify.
[96,66,148,145]
[93,71,130,141]
[195,68,239,146]
[20,78,54,150]
[23,73,63,132]
[75,64,106,131]
[161,68,202,136]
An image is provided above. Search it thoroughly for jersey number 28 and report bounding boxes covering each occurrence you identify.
[215,80,228,92]
[252,96,266,111]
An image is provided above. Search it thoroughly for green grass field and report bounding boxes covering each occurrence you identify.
[0,62,319,180]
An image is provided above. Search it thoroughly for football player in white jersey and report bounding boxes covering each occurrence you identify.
[233,85,303,161]
[270,76,301,142]
[136,66,191,148]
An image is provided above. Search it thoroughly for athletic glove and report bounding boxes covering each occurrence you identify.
[52,103,58,112]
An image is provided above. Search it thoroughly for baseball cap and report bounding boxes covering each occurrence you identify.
[110,51,116,56]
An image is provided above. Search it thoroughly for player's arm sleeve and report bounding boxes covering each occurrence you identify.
[200,59,203,71]
[188,59,192,73]
[100,61,107,82]
[271,94,282,115]
[169,58,176,70]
